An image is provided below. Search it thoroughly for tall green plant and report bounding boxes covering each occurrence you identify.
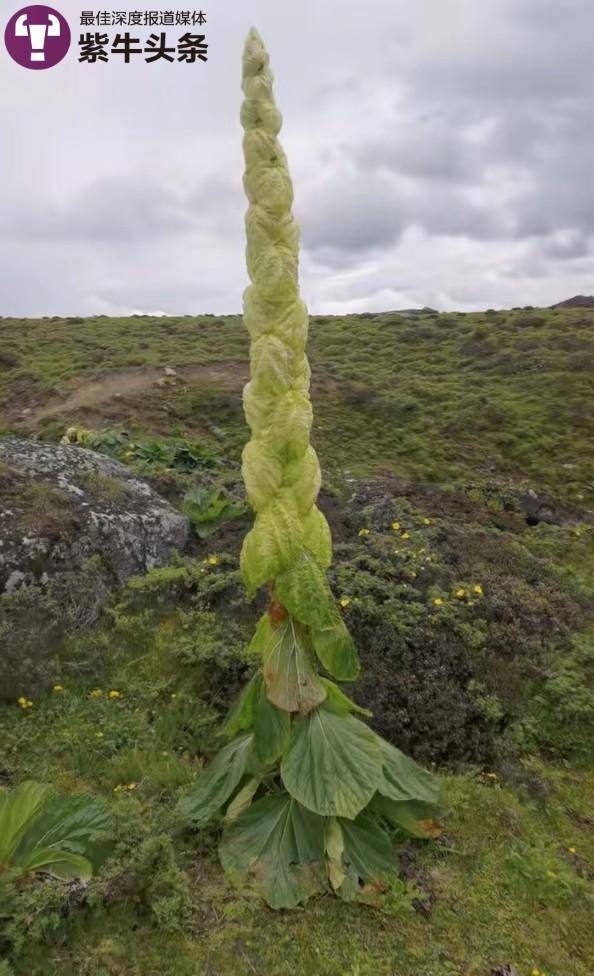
[178,27,440,909]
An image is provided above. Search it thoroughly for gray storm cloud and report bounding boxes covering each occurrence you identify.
[0,0,592,316]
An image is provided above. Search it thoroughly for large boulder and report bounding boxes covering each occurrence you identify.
[0,437,191,699]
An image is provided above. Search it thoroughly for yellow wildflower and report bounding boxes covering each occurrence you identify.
[422,517,431,525]
[546,870,556,878]
[170,692,177,699]
[455,588,466,599]
[473,584,483,595]
[207,555,219,565]
[127,782,137,791]
[485,772,498,780]
[568,846,577,854]
[89,689,103,699]
[53,684,64,693]
[17,696,27,707]
[531,970,541,976]
[433,598,444,607]
[108,690,121,699]
[113,785,123,793]
[339,597,351,608]
[95,732,104,738]
[358,528,370,537]
[401,532,410,540]
[391,521,401,531]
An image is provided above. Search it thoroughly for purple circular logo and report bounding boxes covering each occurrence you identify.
[4,5,70,69]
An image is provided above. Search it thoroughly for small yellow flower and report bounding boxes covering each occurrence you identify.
[422,517,431,525]
[170,692,177,699]
[531,969,541,976]
[473,584,483,595]
[113,784,123,793]
[339,597,351,608]
[455,588,466,599]
[568,846,577,854]
[401,532,410,540]
[108,690,121,699]
[95,732,104,738]
[127,782,137,791]
[89,689,103,699]
[53,684,64,693]
[546,870,556,878]
[391,521,401,531]
[410,571,417,578]
[433,598,444,606]
[17,696,27,706]
[358,528,370,537]
[207,555,219,565]
[485,772,498,780]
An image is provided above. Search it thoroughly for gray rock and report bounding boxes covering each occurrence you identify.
[0,437,191,699]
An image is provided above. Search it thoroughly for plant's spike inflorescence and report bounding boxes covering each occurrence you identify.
[239,28,330,596]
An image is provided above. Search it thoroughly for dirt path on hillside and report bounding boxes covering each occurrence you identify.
[11,361,247,427]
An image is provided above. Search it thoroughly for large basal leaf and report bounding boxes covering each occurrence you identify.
[262,618,327,714]
[339,812,395,884]
[274,551,335,631]
[224,778,261,823]
[370,795,443,839]
[253,681,291,765]
[311,618,360,682]
[223,672,263,737]
[13,794,112,875]
[320,678,372,718]
[377,737,440,806]
[176,735,253,826]
[281,708,382,819]
[0,782,52,864]
[220,793,326,909]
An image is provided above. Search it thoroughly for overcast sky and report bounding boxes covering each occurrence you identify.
[1,0,593,316]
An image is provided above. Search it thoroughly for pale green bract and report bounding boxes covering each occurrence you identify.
[176,27,442,909]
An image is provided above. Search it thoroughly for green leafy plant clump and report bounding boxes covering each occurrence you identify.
[0,781,112,881]
[176,28,440,909]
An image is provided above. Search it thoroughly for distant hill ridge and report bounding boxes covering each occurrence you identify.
[550,295,594,309]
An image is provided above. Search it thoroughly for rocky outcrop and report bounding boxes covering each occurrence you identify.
[0,437,191,698]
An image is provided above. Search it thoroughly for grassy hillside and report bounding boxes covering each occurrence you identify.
[0,305,593,976]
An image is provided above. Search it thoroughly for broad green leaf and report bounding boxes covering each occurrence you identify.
[275,551,335,630]
[378,738,440,806]
[302,506,332,568]
[370,795,443,839]
[339,812,395,883]
[220,793,326,909]
[223,672,262,737]
[176,735,253,826]
[312,618,360,682]
[282,446,321,515]
[14,794,112,872]
[262,618,327,714]
[0,782,52,863]
[224,778,261,823]
[281,709,382,819]
[17,849,93,881]
[253,682,291,765]
[240,490,302,595]
[242,440,282,512]
[320,678,372,718]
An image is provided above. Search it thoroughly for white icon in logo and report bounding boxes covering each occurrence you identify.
[15,12,60,62]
